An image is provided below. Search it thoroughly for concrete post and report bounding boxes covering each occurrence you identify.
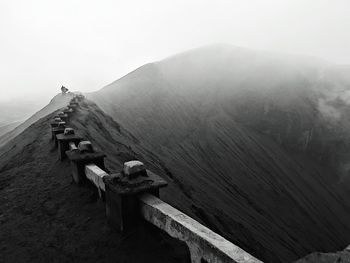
[50,117,63,129]
[189,246,203,263]
[63,107,73,114]
[51,122,66,146]
[66,106,75,113]
[66,141,106,184]
[58,112,69,122]
[56,129,83,160]
[69,102,79,109]
[103,160,168,233]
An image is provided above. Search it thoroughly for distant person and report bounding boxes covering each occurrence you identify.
[61,86,69,94]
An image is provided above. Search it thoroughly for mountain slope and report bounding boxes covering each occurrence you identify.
[296,247,350,263]
[89,44,350,262]
[0,121,21,138]
[0,98,44,126]
[0,99,191,263]
[0,92,74,148]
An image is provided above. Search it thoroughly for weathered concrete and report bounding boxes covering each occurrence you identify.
[74,94,85,102]
[78,141,94,153]
[345,245,350,252]
[139,193,263,263]
[85,164,108,198]
[66,106,74,113]
[63,108,72,114]
[64,128,75,135]
[66,148,106,184]
[69,102,79,108]
[104,170,167,195]
[58,113,69,122]
[123,160,146,179]
[51,124,67,146]
[103,168,167,232]
[50,118,63,128]
[69,141,78,150]
[56,133,83,160]
[51,123,66,139]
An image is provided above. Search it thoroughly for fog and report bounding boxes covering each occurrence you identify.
[0,0,350,104]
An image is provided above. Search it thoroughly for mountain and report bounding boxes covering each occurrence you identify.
[0,97,48,130]
[0,93,75,147]
[0,121,21,138]
[0,99,190,263]
[88,44,350,262]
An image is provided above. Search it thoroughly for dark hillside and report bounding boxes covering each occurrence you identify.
[89,45,350,262]
[0,100,191,263]
[295,248,350,263]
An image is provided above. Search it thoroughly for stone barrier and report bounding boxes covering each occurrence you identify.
[66,141,106,184]
[48,94,263,263]
[140,194,262,263]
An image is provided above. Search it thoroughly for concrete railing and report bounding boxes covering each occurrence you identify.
[69,141,78,150]
[50,94,263,263]
[85,164,107,198]
[140,193,262,263]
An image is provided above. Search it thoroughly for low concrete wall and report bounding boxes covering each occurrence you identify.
[139,193,263,263]
[79,163,262,263]
[85,164,107,197]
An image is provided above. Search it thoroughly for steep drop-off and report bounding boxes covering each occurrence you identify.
[89,45,350,262]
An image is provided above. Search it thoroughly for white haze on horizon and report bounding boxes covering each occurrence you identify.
[0,0,350,104]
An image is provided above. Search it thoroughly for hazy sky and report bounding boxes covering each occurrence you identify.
[0,0,349,103]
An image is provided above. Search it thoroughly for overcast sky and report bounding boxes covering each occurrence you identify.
[0,0,349,103]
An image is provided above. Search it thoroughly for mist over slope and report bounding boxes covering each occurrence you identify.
[0,93,74,147]
[89,44,350,262]
[0,121,21,138]
[0,99,191,263]
[0,98,44,124]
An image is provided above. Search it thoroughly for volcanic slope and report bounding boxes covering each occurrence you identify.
[295,248,350,263]
[89,44,350,262]
[0,121,21,138]
[0,92,74,148]
[0,99,192,263]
